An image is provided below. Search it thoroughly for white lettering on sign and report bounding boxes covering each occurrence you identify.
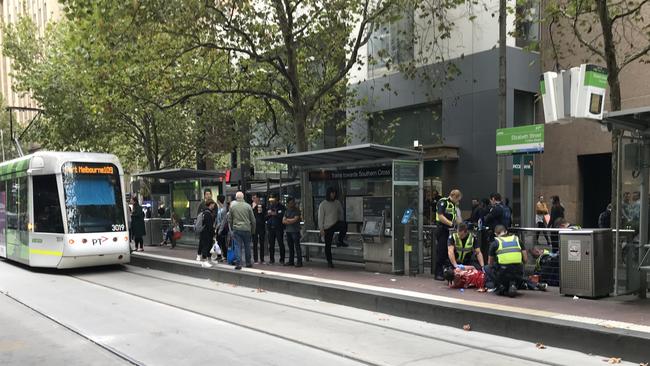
[568,240,581,261]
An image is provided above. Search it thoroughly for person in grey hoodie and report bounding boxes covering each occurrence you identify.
[228,191,256,270]
[318,187,348,268]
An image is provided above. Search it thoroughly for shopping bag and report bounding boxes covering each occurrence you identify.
[227,236,237,265]
[210,242,222,256]
[172,232,182,241]
[544,214,551,225]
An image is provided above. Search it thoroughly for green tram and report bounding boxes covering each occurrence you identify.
[0,151,130,268]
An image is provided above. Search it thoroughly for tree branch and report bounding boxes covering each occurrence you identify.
[612,0,650,22]
[621,43,650,68]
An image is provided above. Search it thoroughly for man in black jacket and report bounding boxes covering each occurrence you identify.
[251,193,267,263]
[266,193,286,264]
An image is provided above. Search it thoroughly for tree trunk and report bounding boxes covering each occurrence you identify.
[594,0,623,230]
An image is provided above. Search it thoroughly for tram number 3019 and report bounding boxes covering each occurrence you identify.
[112,224,126,232]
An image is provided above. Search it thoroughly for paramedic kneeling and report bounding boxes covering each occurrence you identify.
[485,225,527,297]
[447,223,485,270]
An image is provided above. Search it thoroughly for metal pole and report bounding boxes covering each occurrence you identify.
[614,134,621,295]
[496,0,508,196]
[418,153,424,274]
[639,141,649,299]
[1,130,5,162]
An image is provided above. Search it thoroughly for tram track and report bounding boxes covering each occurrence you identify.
[68,267,564,366]
[1,290,144,366]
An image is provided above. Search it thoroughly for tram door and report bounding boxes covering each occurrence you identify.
[29,175,66,267]
[0,182,6,258]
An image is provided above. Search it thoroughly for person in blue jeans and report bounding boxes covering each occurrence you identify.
[282,196,303,267]
[228,191,256,270]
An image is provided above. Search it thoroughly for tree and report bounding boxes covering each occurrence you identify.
[545,0,650,111]
[2,15,202,171]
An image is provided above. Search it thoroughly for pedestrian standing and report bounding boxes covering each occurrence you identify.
[197,199,216,267]
[197,188,213,216]
[550,196,565,228]
[214,195,227,261]
[535,195,551,245]
[267,193,286,264]
[251,193,267,264]
[228,191,256,270]
[130,196,146,252]
[434,189,462,280]
[283,196,303,267]
[318,187,349,269]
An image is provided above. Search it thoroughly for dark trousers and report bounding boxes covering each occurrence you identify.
[434,226,450,276]
[324,221,347,264]
[534,221,551,245]
[198,234,212,259]
[286,232,302,265]
[268,228,285,263]
[485,264,524,294]
[217,233,227,258]
[134,237,143,250]
[252,226,266,262]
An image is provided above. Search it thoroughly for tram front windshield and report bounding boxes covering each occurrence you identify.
[62,162,126,234]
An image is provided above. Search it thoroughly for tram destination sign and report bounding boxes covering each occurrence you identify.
[496,124,544,155]
[63,164,115,175]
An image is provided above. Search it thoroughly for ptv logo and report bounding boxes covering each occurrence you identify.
[91,237,109,246]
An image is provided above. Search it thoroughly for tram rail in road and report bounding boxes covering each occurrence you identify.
[0,260,640,366]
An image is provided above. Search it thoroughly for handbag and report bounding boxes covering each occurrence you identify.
[172,231,182,241]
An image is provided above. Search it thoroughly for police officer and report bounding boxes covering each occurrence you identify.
[447,223,485,270]
[485,225,528,297]
[434,189,462,280]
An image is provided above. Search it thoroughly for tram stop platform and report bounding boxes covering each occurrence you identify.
[129,245,650,363]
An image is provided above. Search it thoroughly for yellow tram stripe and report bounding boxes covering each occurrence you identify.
[29,248,63,256]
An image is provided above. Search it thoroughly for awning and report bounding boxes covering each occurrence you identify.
[422,144,459,161]
[258,143,420,169]
[604,107,650,134]
[132,168,224,181]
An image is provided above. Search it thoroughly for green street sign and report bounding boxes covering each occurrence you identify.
[496,124,544,155]
[513,155,534,176]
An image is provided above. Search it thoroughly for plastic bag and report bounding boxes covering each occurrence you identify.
[210,242,222,255]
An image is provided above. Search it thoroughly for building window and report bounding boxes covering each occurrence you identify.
[515,0,540,49]
[369,104,442,148]
[368,9,414,73]
[514,90,536,126]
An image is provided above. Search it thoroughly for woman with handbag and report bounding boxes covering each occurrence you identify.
[160,213,183,248]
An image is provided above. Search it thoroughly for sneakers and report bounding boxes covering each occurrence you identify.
[537,283,548,291]
[507,284,518,298]
[245,264,253,268]
[202,261,213,268]
[196,255,201,261]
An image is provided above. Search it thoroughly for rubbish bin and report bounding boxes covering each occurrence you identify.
[559,229,613,298]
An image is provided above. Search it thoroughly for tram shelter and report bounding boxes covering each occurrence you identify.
[603,107,650,298]
[259,144,424,274]
[132,168,226,247]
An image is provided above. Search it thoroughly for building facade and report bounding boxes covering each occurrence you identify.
[1,0,62,122]
[348,0,541,221]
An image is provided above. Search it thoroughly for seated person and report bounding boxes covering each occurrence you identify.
[485,225,527,297]
[447,223,485,270]
[555,218,581,230]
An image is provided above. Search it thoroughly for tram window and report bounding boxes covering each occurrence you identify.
[6,179,18,230]
[33,175,64,233]
[62,163,126,233]
[18,177,28,232]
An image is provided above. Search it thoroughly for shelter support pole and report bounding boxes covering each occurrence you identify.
[640,141,649,299]
[418,156,424,274]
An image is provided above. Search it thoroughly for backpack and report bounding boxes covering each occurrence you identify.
[195,210,209,234]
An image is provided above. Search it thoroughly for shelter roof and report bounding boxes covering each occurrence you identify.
[258,143,420,169]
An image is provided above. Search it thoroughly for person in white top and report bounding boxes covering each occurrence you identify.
[318,187,348,268]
